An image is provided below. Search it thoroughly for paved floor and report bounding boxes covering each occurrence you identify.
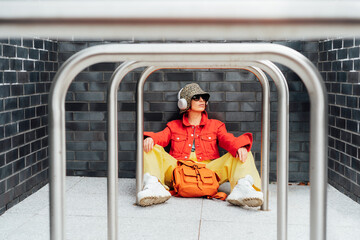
[0,177,359,240]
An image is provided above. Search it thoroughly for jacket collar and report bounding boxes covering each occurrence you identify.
[182,111,208,127]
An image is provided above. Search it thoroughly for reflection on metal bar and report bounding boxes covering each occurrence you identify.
[49,43,327,240]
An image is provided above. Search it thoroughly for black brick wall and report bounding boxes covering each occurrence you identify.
[0,37,57,214]
[61,40,317,183]
[3,37,358,214]
[319,38,360,203]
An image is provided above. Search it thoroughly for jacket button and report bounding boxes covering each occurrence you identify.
[208,137,211,139]
[185,156,188,159]
[192,126,194,129]
[199,157,202,159]
[191,134,193,136]
[188,144,191,147]
[177,137,179,140]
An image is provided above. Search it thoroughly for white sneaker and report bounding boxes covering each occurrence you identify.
[227,175,263,207]
[137,173,171,207]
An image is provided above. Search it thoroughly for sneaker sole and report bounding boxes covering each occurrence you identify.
[227,197,263,208]
[138,195,171,207]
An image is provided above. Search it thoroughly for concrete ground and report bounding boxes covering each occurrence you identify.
[0,177,359,240]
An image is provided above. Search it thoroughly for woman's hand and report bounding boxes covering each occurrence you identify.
[236,147,248,163]
[144,137,154,153]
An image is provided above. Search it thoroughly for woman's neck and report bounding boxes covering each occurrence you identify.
[187,111,202,126]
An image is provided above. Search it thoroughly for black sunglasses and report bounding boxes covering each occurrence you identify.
[192,94,209,102]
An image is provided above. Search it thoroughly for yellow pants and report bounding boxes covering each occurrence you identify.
[144,145,261,191]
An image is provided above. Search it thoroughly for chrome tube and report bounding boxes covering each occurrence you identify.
[49,54,99,240]
[136,67,160,203]
[49,43,326,240]
[242,66,271,211]
[108,62,151,206]
[221,60,289,238]
[134,65,271,208]
[271,55,328,240]
[2,1,360,39]
[107,61,137,240]
[252,61,289,240]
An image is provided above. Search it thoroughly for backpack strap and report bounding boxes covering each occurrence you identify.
[169,190,178,196]
[207,192,227,201]
[171,190,227,200]
[177,159,206,168]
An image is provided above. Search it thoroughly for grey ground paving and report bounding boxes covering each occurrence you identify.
[0,177,359,240]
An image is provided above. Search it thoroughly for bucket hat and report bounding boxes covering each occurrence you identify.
[178,83,210,114]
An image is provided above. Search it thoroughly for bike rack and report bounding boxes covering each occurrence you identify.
[49,43,327,240]
[107,58,289,240]
[107,61,274,239]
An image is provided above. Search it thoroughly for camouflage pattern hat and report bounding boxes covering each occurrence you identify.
[179,83,210,114]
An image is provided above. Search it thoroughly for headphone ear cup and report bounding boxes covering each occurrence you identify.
[177,98,188,110]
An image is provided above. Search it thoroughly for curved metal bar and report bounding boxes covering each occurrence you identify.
[107,61,137,240]
[49,43,327,240]
[251,60,289,240]
[136,66,159,202]
[271,54,328,240]
[242,66,271,211]
[135,61,287,237]
[132,65,271,208]
[107,61,272,210]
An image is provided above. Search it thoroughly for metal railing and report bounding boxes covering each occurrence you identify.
[1,1,360,39]
[49,43,327,240]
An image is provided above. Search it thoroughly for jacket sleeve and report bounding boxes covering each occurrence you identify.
[217,122,253,157]
[144,126,172,147]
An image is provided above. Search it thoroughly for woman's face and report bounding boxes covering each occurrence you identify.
[189,95,207,113]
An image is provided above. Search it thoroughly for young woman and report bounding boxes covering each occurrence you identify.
[138,83,263,207]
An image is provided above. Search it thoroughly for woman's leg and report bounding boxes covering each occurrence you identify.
[205,151,261,191]
[143,144,178,189]
[206,151,263,207]
[138,145,177,206]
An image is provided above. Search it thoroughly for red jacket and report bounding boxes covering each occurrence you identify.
[144,112,253,161]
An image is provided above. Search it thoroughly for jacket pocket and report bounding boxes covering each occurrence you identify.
[200,133,218,155]
[171,134,187,154]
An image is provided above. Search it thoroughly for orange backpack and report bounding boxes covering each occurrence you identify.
[171,160,227,200]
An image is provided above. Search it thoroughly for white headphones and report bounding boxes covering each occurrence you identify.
[177,88,188,110]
